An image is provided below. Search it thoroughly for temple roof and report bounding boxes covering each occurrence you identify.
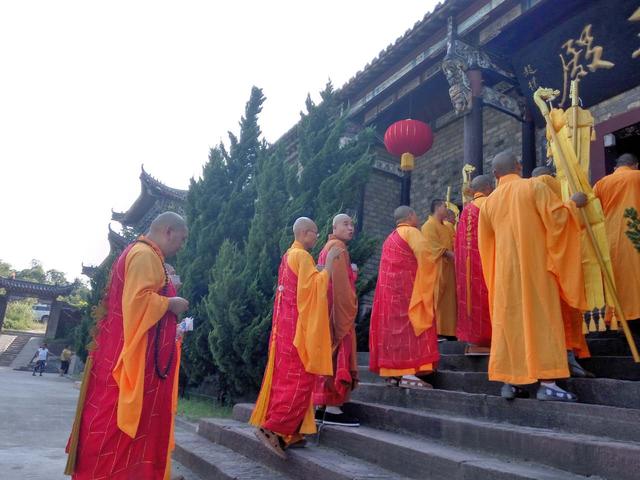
[111,165,187,228]
[0,276,74,299]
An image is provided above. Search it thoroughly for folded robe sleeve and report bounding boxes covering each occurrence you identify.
[478,205,496,318]
[533,181,588,312]
[397,226,438,337]
[288,248,332,376]
[112,244,170,438]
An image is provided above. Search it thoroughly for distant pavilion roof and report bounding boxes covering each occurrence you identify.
[111,165,187,228]
[0,277,74,299]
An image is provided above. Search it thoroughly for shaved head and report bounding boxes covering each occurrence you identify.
[149,211,187,234]
[332,213,352,228]
[293,217,319,249]
[394,206,416,225]
[492,151,521,178]
[293,217,316,235]
[147,211,188,257]
[617,153,639,168]
[470,174,494,195]
[531,166,554,177]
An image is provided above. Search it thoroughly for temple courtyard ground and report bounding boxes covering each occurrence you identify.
[0,366,196,480]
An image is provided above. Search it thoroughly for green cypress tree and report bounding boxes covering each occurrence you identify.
[205,83,378,400]
[177,87,265,387]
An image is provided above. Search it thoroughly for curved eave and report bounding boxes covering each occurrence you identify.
[0,276,74,298]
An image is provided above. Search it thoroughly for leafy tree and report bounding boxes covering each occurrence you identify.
[0,260,12,277]
[46,269,69,286]
[625,208,640,253]
[16,259,46,283]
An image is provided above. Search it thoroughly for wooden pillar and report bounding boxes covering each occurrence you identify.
[522,110,536,178]
[0,296,7,332]
[464,70,484,174]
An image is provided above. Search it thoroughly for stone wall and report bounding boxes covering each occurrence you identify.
[411,105,524,222]
[590,84,640,124]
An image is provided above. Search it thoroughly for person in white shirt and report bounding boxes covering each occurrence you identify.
[32,344,49,376]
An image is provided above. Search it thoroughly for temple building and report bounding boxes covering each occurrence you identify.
[82,165,187,277]
[280,0,640,279]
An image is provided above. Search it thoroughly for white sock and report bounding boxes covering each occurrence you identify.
[402,374,421,381]
[325,406,343,414]
[540,381,558,389]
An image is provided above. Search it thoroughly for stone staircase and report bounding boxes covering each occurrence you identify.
[174,333,640,479]
[0,332,35,367]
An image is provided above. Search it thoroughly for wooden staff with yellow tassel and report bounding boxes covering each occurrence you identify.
[534,86,640,363]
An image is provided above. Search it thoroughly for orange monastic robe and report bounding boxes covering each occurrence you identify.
[594,166,640,320]
[535,174,590,358]
[313,236,358,406]
[250,241,332,437]
[479,174,586,385]
[422,216,457,336]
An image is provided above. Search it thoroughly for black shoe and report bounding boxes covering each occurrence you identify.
[317,411,360,427]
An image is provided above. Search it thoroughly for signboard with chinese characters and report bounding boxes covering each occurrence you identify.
[512,0,640,126]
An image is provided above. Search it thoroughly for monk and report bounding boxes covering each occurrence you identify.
[314,214,360,427]
[369,206,440,390]
[422,200,457,338]
[250,217,342,459]
[479,152,588,402]
[66,212,190,480]
[532,166,592,376]
[593,153,640,326]
[454,175,494,355]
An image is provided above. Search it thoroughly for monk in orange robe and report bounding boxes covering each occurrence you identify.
[369,206,440,390]
[454,175,494,354]
[65,212,190,480]
[479,152,588,402]
[314,214,360,427]
[250,217,342,459]
[422,200,457,338]
[593,153,640,325]
[532,166,592,375]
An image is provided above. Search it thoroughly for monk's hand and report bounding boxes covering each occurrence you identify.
[444,250,455,261]
[168,297,189,315]
[326,246,345,262]
[571,192,588,208]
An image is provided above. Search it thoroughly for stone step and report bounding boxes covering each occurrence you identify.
[173,427,282,480]
[232,404,593,480]
[351,383,640,442]
[198,417,410,480]
[341,399,640,480]
[358,366,640,409]
[0,335,31,367]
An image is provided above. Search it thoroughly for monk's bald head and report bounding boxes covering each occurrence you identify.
[492,151,522,179]
[149,212,187,233]
[617,153,639,169]
[293,217,319,249]
[147,212,188,257]
[394,206,418,227]
[470,174,494,196]
[531,166,554,177]
[332,213,354,242]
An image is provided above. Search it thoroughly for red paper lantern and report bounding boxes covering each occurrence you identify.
[384,119,433,171]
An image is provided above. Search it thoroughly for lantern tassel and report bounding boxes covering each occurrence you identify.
[400,152,415,171]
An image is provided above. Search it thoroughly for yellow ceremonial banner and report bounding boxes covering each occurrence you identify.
[534,83,639,362]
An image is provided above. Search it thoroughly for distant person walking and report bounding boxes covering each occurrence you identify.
[32,343,49,376]
[59,346,73,376]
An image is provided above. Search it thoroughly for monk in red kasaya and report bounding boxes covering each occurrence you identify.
[250,217,342,459]
[454,175,494,355]
[65,212,189,480]
[369,206,440,390]
[314,214,360,427]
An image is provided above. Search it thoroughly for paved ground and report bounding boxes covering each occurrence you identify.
[0,367,78,479]
[0,366,198,480]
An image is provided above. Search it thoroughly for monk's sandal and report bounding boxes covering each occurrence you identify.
[536,385,578,402]
[500,383,529,400]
